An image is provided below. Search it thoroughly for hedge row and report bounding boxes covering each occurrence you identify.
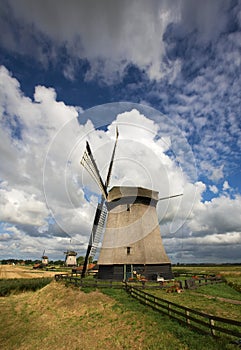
[0,277,53,296]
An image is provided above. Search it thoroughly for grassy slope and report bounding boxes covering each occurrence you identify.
[0,281,237,350]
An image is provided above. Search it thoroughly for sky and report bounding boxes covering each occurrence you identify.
[0,0,241,264]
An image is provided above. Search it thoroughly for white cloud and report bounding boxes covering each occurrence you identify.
[209,185,218,194]
[223,180,230,191]
[189,194,241,236]
[0,187,48,226]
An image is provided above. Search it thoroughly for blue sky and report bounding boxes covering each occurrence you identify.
[0,0,241,263]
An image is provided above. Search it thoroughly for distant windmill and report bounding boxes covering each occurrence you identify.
[80,128,182,280]
[64,240,77,267]
[41,250,48,266]
[64,250,77,267]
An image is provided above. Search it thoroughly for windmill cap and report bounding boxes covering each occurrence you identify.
[107,186,159,202]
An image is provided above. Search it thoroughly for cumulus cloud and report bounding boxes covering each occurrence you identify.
[0,66,85,257]
[0,66,192,258]
[189,195,241,236]
[0,66,241,263]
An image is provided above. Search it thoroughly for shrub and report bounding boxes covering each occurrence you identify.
[227,281,241,294]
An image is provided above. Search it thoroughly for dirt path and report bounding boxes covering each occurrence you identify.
[190,291,241,305]
[0,265,57,279]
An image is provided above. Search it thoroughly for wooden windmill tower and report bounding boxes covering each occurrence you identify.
[80,129,181,281]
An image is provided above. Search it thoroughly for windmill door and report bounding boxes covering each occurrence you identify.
[124,264,133,281]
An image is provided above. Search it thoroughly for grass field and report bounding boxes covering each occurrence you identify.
[172,265,241,283]
[0,265,240,350]
[172,265,241,293]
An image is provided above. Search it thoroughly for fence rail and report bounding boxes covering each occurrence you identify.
[182,276,224,289]
[125,285,241,340]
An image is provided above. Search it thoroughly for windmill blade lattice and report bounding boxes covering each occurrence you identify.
[80,141,107,199]
[90,203,108,258]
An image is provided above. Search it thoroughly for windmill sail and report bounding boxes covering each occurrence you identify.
[90,203,108,258]
[105,127,119,188]
[81,141,107,199]
[158,193,183,201]
[80,128,119,277]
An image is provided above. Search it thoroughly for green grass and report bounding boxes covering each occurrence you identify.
[101,288,237,350]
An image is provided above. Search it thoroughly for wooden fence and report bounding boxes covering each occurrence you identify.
[55,274,241,341]
[55,273,223,290]
[125,284,241,340]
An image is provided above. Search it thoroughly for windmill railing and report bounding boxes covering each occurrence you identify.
[125,284,241,341]
[54,274,123,289]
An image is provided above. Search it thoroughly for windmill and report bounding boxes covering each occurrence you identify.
[80,128,182,281]
[64,250,77,267]
[64,240,77,267]
[41,250,48,266]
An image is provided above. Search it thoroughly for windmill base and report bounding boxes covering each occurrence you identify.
[98,263,173,281]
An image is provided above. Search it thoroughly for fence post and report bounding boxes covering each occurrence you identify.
[168,302,171,316]
[209,318,215,336]
[185,310,190,325]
